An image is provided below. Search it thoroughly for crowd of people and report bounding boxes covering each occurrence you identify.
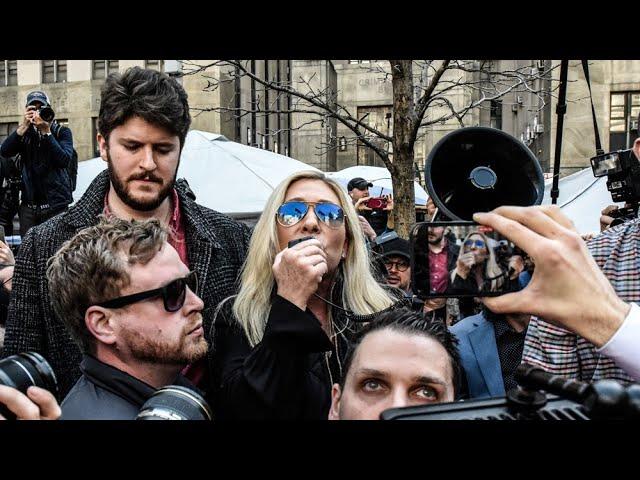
[0,66,639,420]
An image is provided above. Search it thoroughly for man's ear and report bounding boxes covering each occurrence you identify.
[328,383,342,421]
[85,306,117,347]
[97,133,109,163]
[633,138,640,162]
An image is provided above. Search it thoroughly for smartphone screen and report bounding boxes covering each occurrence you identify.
[410,221,522,298]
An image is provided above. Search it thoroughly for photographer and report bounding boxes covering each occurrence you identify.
[348,177,394,236]
[0,153,22,237]
[48,216,207,420]
[474,205,640,383]
[0,385,60,420]
[0,91,74,236]
[211,171,397,420]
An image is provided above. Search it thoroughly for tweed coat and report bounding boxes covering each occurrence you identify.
[1,169,251,399]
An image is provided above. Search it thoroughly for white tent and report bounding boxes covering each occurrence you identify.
[327,165,429,205]
[542,168,621,235]
[74,130,321,215]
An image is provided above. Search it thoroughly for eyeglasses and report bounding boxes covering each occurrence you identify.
[384,260,410,272]
[276,201,345,229]
[96,271,198,313]
[464,239,486,249]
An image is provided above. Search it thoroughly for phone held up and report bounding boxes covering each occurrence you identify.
[410,221,521,299]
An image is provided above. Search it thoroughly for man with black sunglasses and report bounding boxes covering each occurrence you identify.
[2,67,251,399]
[48,216,208,420]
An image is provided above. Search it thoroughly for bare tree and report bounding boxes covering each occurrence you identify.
[181,60,557,239]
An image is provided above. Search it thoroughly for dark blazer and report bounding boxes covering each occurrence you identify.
[450,312,505,399]
[2,169,251,399]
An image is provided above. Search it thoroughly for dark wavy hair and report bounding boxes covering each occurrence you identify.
[98,67,191,147]
[340,308,462,396]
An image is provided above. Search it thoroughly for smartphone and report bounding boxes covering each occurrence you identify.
[410,221,520,299]
[0,226,5,244]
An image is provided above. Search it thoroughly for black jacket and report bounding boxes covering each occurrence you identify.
[2,169,252,399]
[211,294,351,420]
[61,355,197,420]
[0,124,74,210]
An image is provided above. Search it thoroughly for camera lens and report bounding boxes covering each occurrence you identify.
[0,352,58,420]
[136,385,212,421]
[38,106,55,123]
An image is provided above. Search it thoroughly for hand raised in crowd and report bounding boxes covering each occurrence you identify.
[423,297,446,313]
[358,215,377,242]
[354,196,372,211]
[455,252,476,279]
[17,106,36,136]
[382,194,394,211]
[0,241,15,291]
[475,205,630,348]
[31,109,51,134]
[600,204,619,232]
[0,385,61,420]
[273,238,328,311]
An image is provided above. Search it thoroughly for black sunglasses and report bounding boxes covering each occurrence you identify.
[276,201,345,229]
[96,271,198,313]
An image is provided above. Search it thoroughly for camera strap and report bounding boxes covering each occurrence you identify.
[581,60,604,156]
[551,60,569,205]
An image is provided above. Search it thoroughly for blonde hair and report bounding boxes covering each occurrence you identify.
[231,171,395,347]
[454,231,505,292]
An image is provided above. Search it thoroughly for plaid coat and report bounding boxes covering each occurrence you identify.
[523,218,640,384]
[1,170,251,399]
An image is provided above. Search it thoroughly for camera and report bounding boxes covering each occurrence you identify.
[591,148,640,223]
[0,352,58,420]
[364,197,388,210]
[136,385,213,420]
[37,106,55,123]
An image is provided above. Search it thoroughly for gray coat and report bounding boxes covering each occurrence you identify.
[2,169,251,399]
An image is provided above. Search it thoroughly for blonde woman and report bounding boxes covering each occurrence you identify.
[211,171,397,420]
[449,231,506,294]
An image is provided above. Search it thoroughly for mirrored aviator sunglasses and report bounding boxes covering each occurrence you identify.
[276,201,345,229]
[96,271,198,313]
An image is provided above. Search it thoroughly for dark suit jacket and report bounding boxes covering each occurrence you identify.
[450,312,505,399]
[2,169,251,399]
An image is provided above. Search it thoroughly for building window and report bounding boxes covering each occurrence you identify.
[490,100,503,130]
[0,122,19,145]
[609,91,640,151]
[92,60,119,79]
[356,105,393,166]
[92,117,100,157]
[0,60,18,87]
[144,60,164,72]
[42,60,67,83]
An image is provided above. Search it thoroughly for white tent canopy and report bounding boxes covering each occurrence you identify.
[326,165,429,205]
[74,130,321,214]
[542,167,620,235]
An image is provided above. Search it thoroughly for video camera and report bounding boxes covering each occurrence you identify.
[381,363,640,420]
[590,148,640,225]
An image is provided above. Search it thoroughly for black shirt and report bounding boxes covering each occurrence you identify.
[61,355,198,420]
[491,316,527,392]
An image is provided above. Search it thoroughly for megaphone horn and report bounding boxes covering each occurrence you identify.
[425,127,545,221]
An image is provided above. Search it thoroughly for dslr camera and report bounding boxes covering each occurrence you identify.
[36,105,55,123]
[590,148,640,224]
